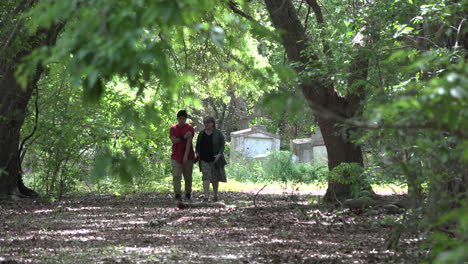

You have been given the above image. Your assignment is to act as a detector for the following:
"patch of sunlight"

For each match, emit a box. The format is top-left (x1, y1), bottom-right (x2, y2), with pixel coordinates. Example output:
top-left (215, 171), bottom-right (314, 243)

top-left (219, 180), bottom-right (266, 192)
top-left (311, 253), bottom-right (351, 259)
top-left (1, 235), bottom-right (32, 242)
top-left (126, 220), bottom-right (148, 225)
top-left (95, 217), bottom-right (147, 226)
top-left (32, 229), bottom-right (105, 242)
top-left (402, 237), bottom-right (424, 243)
top-left (238, 241), bottom-right (254, 246)
top-left (63, 235), bottom-right (106, 242)
top-left (33, 209), bottom-right (53, 214)
top-left (221, 180), bottom-right (327, 194)
top-left (245, 231), bottom-right (286, 245)
top-left (268, 238), bottom-right (299, 244)
top-left (218, 254), bottom-right (241, 260)
top-left (222, 179), bottom-right (406, 195)
top-left (65, 206), bottom-right (102, 211)
top-left (58, 229), bottom-right (94, 235)
top-left (95, 219), bottom-right (120, 223)
top-left (174, 216), bottom-right (211, 223)
top-left (372, 184), bottom-right (407, 195)
top-left (141, 233), bottom-right (171, 239)
top-left (121, 246), bottom-right (169, 254)
top-left (196, 253), bottom-right (242, 260)
top-left (316, 240), bottom-right (339, 246)
top-left (115, 213), bottom-right (137, 218)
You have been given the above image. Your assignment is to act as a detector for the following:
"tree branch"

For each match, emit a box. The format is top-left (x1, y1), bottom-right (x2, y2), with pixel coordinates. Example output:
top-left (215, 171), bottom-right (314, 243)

top-left (228, 1), bottom-right (256, 22)
top-left (305, 0), bottom-right (332, 56)
top-left (307, 101), bottom-right (467, 138)
top-left (454, 18), bottom-right (466, 48)
top-left (345, 25), bottom-right (369, 110)
top-left (19, 84), bottom-right (40, 163)
top-left (221, 47), bottom-right (276, 86)
top-left (265, 0), bottom-right (331, 103)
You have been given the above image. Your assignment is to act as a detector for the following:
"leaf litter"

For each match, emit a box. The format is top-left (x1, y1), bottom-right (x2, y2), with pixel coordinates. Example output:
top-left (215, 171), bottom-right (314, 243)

top-left (0, 191), bottom-right (424, 263)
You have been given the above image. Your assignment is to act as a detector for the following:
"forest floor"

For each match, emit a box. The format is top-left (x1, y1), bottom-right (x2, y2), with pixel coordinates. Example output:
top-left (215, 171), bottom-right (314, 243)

top-left (0, 189), bottom-right (425, 264)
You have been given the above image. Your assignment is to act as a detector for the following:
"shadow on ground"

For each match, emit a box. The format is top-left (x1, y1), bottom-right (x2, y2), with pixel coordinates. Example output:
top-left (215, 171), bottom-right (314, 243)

top-left (0, 191), bottom-right (423, 263)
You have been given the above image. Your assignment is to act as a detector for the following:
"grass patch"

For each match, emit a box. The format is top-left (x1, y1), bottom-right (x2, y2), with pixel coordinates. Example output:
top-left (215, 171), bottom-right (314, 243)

top-left (371, 183), bottom-right (407, 194)
top-left (219, 180), bottom-right (328, 193)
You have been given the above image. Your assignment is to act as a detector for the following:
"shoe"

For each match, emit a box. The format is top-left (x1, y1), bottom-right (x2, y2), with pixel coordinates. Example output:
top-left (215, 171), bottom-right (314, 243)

top-left (175, 200), bottom-right (185, 209)
top-left (185, 193), bottom-right (191, 200)
top-left (212, 196), bottom-right (218, 202)
top-left (175, 194), bottom-right (182, 201)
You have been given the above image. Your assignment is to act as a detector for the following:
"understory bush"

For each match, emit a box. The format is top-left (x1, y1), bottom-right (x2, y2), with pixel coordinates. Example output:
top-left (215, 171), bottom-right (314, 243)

top-left (227, 151), bottom-right (328, 184)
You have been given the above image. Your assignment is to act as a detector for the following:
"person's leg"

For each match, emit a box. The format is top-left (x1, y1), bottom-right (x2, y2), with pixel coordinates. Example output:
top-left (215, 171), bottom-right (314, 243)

top-left (203, 180), bottom-right (211, 201)
top-left (212, 181), bottom-right (219, 201)
top-left (172, 160), bottom-right (183, 200)
top-left (200, 161), bottom-right (211, 201)
top-left (182, 160), bottom-right (194, 199)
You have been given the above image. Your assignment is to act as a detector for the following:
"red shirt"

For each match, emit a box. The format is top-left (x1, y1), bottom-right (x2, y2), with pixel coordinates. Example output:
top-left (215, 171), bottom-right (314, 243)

top-left (170, 123), bottom-right (195, 163)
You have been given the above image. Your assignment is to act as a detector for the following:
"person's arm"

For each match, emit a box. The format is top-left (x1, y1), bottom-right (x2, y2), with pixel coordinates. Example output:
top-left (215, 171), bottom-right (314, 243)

top-left (169, 127), bottom-right (182, 144)
top-left (214, 130), bottom-right (225, 161)
top-left (195, 132), bottom-right (201, 156)
top-left (182, 128), bottom-right (193, 163)
top-left (183, 137), bottom-right (192, 162)
top-left (170, 136), bottom-right (181, 144)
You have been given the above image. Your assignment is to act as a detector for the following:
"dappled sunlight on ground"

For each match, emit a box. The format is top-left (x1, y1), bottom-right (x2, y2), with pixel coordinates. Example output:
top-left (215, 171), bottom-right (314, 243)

top-left (0, 191), bottom-right (421, 263)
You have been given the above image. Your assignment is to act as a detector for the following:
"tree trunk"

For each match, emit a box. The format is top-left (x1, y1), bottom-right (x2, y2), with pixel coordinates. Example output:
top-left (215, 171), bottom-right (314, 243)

top-left (264, 0), bottom-right (371, 201)
top-left (0, 21), bottom-right (63, 197)
top-left (0, 67), bottom-right (35, 195)
top-left (318, 117), bottom-right (364, 201)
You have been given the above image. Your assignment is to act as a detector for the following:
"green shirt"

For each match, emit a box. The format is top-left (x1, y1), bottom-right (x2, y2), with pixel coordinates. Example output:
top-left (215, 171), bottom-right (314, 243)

top-left (196, 128), bottom-right (227, 168)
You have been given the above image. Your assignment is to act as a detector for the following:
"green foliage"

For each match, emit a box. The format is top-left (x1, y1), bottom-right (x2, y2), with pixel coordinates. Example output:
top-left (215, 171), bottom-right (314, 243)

top-left (296, 163), bottom-right (328, 184)
top-left (228, 151), bottom-right (327, 184)
top-left (5, 1), bottom-right (466, 261)
top-left (15, 0), bottom-right (280, 108)
top-left (10, 0), bottom-right (302, 198)
top-left (223, 142), bottom-right (231, 161)
top-left (423, 206), bottom-right (468, 264)
top-left (91, 145), bottom-right (142, 184)
top-left (328, 162), bottom-right (373, 199)
top-left (20, 61), bottom-right (180, 198)
top-left (226, 159), bottom-right (264, 183)
top-left (328, 162), bottom-right (364, 185)
top-left (261, 91), bottom-right (315, 149)
top-left (263, 151), bottom-right (299, 182)
top-left (21, 0), bottom-right (222, 94)
top-left (338, 0), bottom-right (468, 259)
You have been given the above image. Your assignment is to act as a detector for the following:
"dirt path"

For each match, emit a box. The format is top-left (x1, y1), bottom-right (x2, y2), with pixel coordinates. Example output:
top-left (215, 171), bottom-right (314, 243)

top-left (0, 192), bottom-right (423, 263)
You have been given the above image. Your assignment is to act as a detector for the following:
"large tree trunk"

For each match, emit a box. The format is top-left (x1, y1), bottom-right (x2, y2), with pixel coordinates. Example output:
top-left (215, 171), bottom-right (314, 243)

top-left (0, 68), bottom-right (36, 196)
top-left (264, 0), bottom-right (370, 201)
top-left (0, 20), bottom-right (63, 197)
top-left (318, 118), bottom-right (364, 201)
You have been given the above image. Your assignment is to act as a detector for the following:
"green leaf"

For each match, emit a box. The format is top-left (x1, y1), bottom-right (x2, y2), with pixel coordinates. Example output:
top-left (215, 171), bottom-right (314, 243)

top-left (83, 77), bottom-right (105, 104)
top-left (461, 141), bottom-right (468, 161)
top-left (250, 22), bottom-right (279, 41)
top-left (273, 64), bottom-right (296, 82)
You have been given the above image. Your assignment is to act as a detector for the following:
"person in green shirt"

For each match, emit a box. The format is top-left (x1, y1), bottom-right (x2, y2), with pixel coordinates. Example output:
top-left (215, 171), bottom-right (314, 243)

top-left (195, 116), bottom-right (227, 202)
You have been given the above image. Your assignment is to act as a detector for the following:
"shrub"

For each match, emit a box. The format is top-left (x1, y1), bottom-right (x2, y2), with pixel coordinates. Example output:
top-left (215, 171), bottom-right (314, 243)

top-left (227, 151), bottom-right (328, 184)
top-left (226, 159), bottom-right (264, 183)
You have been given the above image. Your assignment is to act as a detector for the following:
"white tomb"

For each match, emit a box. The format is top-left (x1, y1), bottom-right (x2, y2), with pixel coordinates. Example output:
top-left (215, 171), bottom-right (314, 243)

top-left (290, 127), bottom-right (328, 165)
top-left (230, 125), bottom-right (280, 162)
